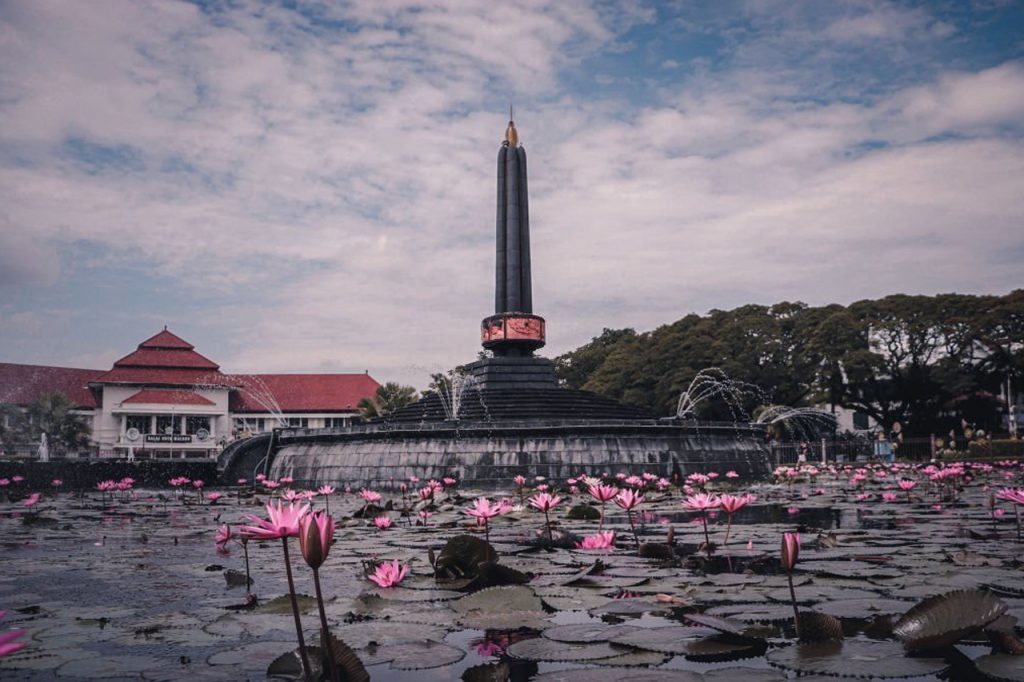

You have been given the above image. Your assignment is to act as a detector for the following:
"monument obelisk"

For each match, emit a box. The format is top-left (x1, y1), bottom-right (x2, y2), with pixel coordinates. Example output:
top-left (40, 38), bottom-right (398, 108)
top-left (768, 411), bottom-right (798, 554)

top-left (471, 114), bottom-right (558, 389)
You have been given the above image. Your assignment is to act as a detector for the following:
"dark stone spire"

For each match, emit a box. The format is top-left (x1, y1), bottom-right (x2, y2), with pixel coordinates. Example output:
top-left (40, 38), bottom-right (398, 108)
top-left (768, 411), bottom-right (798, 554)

top-left (481, 114), bottom-right (547, 361)
top-left (495, 116), bottom-right (532, 314)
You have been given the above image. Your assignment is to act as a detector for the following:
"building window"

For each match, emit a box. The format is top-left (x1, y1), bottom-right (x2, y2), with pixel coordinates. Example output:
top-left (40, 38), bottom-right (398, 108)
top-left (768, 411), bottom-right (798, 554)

top-left (126, 415), bottom-right (150, 434)
top-left (234, 418), bottom-right (264, 434)
top-left (325, 417), bottom-right (350, 428)
top-left (156, 415), bottom-right (181, 435)
top-left (186, 416), bottom-right (210, 435)
top-left (289, 417), bottom-right (309, 428)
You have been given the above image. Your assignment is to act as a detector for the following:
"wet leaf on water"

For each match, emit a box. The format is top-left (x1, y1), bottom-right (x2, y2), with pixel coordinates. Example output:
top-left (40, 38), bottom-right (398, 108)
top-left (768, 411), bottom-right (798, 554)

top-left (461, 661), bottom-right (511, 682)
top-left (893, 589), bottom-right (1007, 652)
top-left (975, 653), bottom-right (1024, 681)
top-left (542, 622), bottom-right (642, 643)
top-left (506, 637), bottom-right (632, 662)
top-left (766, 640), bottom-right (949, 678)
top-left (530, 669), bottom-right (702, 681)
top-left (798, 611), bottom-right (844, 642)
top-left (266, 647), bottom-right (324, 680)
top-left (451, 585), bottom-right (542, 615)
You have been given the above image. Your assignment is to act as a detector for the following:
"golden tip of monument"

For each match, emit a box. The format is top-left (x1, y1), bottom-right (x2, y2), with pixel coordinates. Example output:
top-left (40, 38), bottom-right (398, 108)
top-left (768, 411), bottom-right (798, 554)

top-left (505, 119), bottom-right (518, 146)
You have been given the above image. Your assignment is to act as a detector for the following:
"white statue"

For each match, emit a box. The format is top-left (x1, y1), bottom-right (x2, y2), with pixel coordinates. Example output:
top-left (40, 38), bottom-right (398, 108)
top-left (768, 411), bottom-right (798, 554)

top-left (38, 432), bottom-right (49, 462)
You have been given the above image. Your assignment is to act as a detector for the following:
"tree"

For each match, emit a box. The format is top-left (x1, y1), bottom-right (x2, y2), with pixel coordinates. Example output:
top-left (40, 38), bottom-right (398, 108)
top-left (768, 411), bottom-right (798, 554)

top-left (358, 382), bottom-right (418, 420)
top-left (13, 392), bottom-right (91, 455)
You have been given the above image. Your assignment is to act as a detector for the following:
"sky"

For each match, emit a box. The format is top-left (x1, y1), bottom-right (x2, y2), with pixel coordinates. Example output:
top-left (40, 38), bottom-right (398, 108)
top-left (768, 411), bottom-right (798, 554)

top-left (1, 0), bottom-right (1023, 390)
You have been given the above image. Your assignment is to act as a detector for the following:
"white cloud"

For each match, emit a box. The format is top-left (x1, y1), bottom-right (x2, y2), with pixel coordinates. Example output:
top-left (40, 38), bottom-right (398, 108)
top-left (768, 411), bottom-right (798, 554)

top-left (0, 0), bottom-right (1022, 388)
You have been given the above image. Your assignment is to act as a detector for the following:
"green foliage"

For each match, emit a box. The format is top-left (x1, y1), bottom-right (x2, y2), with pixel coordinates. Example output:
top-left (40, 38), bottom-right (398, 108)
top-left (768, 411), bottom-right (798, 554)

top-left (357, 382), bottom-right (419, 420)
top-left (8, 392), bottom-right (91, 454)
top-left (554, 290), bottom-right (1024, 436)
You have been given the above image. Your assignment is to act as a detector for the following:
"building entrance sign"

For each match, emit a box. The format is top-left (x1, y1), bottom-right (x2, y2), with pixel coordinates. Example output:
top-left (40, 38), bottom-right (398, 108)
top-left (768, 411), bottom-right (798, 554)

top-left (145, 434), bottom-right (192, 443)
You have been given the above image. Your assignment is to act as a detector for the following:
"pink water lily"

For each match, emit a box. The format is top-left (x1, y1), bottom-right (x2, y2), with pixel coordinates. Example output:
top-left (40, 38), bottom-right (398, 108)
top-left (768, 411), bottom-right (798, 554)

top-left (215, 524), bottom-right (232, 548)
top-left (368, 559), bottom-right (409, 588)
top-left (528, 492), bottom-right (562, 512)
top-left (23, 493), bottom-right (40, 507)
top-left (614, 489), bottom-right (644, 511)
top-left (373, 515), bottom-right (393, 530)
top-left (576, 530), bottom-right (616, 550)
top-left (358, 489), bottom-right (381, 504)
top-left (239, 500), bottom-right (310, 540)
top-left (298, 511), bottom-right (335, 570)
top-left (0, 611), bottom-right (26, 658)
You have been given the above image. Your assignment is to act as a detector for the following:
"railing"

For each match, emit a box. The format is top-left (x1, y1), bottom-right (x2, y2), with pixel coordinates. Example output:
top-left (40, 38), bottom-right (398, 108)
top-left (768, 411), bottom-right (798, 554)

top-left (769, 436), bottom-right (958, 466)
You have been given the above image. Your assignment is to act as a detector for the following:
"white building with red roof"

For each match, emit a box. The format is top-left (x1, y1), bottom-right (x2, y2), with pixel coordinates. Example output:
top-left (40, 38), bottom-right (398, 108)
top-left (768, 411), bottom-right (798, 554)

top-left (0, 328), bottom-right (380, 459)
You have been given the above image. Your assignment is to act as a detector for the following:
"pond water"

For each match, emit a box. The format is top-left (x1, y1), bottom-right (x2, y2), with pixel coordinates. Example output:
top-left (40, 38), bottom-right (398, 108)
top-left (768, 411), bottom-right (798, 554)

top-left (2, 464), bottom-right (1023, 681)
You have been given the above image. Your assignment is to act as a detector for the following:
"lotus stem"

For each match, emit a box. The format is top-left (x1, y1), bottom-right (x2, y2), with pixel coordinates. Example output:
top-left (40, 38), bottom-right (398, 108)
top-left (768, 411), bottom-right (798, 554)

top-left (701, 511), bottom-right (712, 559)
top-left (787, 572), bottom-right (801, 640)
top-left (242, 539), bottom-right (252, 597)
top-left (281, 538), bottom-right (313, 682)
top-left (312, 567), bottom-right (339, 682)
top-left (1015, 505), bottom-right (1021, 542)
top-left (544, 508), bottom-right (552, 545)
top-left (627, 509), bottom-right (639, 549)
top-left (723, 514), bottom-right (733, 548)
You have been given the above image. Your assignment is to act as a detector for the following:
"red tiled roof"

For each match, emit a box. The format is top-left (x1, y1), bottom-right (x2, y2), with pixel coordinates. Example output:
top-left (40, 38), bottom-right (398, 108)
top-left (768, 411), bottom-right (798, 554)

top-left (139, 329), bottom-right (195, 349)
top-left (122, 389), bottom-right (217, 406)
top-left (113, 348), bottom-right (219, 370)
top-left (95, 328), bottom-right (223, 384)
top-left (230, 373), bottom-right (380, 413)
top-left (93, 367), bottom-right (233, 387)
top-left (0, 363), bottom-right (104, 409)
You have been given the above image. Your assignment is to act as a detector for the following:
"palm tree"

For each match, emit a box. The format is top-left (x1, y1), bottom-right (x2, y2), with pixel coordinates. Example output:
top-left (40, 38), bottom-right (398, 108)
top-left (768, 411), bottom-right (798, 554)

top-left (15, 392), bottom-right (91, 455)
top-left (358, 382), bottom-right (418, 420)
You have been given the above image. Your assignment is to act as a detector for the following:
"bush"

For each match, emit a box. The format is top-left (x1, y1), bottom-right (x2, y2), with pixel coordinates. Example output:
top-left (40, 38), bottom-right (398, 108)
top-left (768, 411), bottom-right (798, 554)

top-left (967, 439), bottom-right (1024, 459)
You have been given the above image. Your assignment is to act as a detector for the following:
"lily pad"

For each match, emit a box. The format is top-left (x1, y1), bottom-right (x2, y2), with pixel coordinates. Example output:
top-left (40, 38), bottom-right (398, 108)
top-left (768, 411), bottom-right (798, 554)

top-left (506, 637), bottom-right (631, 662)
top-left (893, 589), bottom-right (1007, 652)
top-left (767, 640), bottom-right (949, 678)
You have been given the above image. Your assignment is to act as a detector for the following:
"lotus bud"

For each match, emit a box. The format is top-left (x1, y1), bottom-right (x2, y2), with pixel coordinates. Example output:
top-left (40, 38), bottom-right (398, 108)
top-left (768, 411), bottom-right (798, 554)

top-left (781, 531), bottom-right (800, 573)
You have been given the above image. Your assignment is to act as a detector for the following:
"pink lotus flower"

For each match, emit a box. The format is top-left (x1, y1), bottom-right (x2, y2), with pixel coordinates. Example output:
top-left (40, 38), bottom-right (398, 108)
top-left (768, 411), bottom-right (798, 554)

top-left (192, 480), bottom-right (204, 489)
top-left (279, 476), bottom-right (293, 485)
top-left (443, 477), bottom-right (456, 486)
top-left (787, 506), bottom-right (800, 515)
top-left (725, 471), bottom-right (739, 479)
top-left (898, 479), bottom-right (916, 491)
top-left (359, 489), bottom-right (381, 504)
top-left (589, 484), bottom-right (619, 503)
top-left (11, 476), bottom-right (23, 483)
top-left (513, 475), bottom-right (527, 487)
top-left (368, 559), bottom-right (409, 588)
top-left (318, 485), bottom-right (335, 495)
top-left (240, 500), bottom-right (310, 540)
top-left (373, 515), bottom-right (393, 530)
top-left (614, 489), bottom-right (644, 511)
top-left (465, 497), bottom-right (504, 521)
top-left (237, 478), bottom-right (247, 486)
top-left (718, 493), bottom-right (754, 515)
top-left (298, 511), bottom-right (335, 569)
top-left (528, 492), bottom-right (563, 512)
top-left (682, 493), bottom-right (720, 511)
top-left (881, 492), bottom-right (898, 502)
top-left (263, 480), bottom-right (281, 490)
top-left (576, 531), bottom-right (616, 550)
top-left (781, 531), bottom-right (800, 572)
top-left (22, 492), bottom-right (40, 507)
top-left (215, 524), bottom-right (232, 547)
top-left (256, 473), bottom-right (266, 481)
top-left (0, 611), bottom-right (26, 658)
top-left (418, 510), bottom-right (432, 525)
top-left (0, 479), bottom-right (8, 487)
top-left (996, 488), bottom-right (1024, 505)
top-left (207, 492), bottom-right (223, 504)
top-left (51, 479), bottom-right (63, 487)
